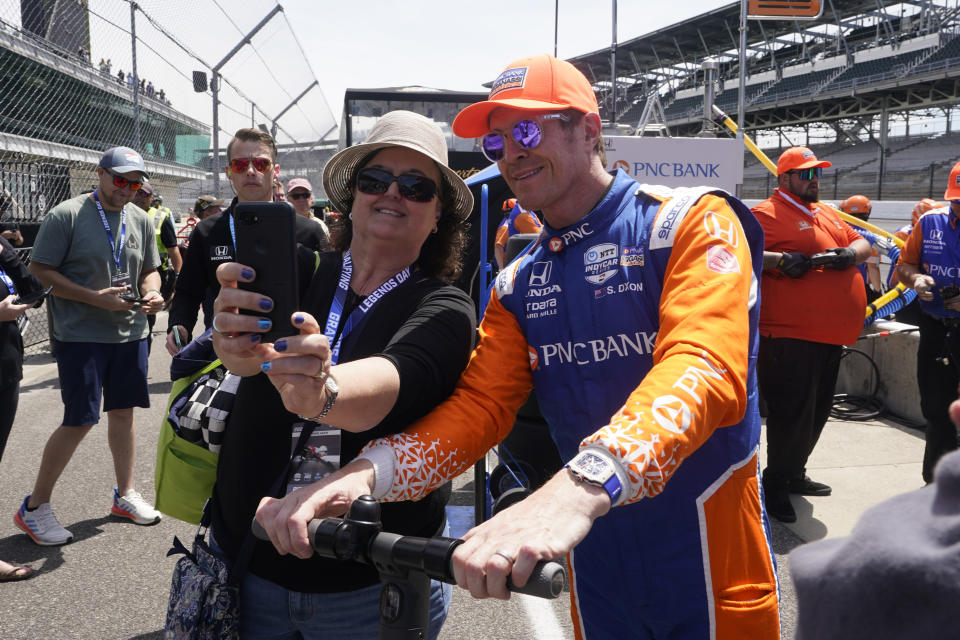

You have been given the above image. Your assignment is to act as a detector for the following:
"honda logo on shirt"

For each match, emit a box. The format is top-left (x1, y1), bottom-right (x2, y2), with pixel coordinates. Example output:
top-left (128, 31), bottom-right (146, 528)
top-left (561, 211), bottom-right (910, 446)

top-left (529, 262), bottom-right (552, 286)
top-left (703, 211), bottom-right (739, 248)
top-left (214, 245), bottom-right (230, 257)
top-left (930, 229), bottom-right (944, 241)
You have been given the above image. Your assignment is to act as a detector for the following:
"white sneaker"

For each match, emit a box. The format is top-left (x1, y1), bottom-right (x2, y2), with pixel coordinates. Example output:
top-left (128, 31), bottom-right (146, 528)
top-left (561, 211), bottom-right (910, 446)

top-left (111, 488), bottom-right (162, 525)
top-left (14, 496), bottom-right (74, 546)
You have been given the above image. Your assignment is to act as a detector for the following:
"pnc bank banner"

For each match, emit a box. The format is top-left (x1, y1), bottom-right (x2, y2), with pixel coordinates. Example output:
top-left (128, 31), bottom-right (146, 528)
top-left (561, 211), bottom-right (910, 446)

top-left (604, 137), bottom-right (744, 193)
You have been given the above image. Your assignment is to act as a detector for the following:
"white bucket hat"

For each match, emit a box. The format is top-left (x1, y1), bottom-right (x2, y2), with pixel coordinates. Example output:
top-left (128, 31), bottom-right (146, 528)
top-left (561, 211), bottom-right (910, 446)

top-left (323, 110), bottom-right (473, 220)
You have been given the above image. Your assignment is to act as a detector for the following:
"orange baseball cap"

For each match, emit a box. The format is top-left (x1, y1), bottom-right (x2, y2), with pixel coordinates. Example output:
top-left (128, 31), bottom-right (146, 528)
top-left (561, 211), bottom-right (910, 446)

top-left (776, 146), bottom-right (832, 175)
top-left (453, 54), bottom-right (599, 138)
top-left (945, 161), bottom-right (960, 200)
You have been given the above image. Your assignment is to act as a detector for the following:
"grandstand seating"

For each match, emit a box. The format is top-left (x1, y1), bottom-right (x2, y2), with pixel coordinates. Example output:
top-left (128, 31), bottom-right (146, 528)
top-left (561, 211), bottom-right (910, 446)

top-left (914, 35), bottom-right (960, 68)
top-left (823, 49), bottom-right (929, 91)
top-left (739, 130), bottom-right (960, 200)
top-left (753, 67), bottom-right (843, 106)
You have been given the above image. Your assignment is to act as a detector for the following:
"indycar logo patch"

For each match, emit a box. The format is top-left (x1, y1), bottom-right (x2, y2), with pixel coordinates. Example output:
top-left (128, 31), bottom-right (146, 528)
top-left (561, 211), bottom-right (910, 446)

top-left (584, 243), bottom-right (619, 285)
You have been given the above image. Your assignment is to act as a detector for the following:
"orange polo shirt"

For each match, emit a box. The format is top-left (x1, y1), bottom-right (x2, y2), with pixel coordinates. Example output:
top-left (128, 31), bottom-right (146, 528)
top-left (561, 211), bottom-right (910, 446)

top-left (753, 189), bottom-right (866, 345)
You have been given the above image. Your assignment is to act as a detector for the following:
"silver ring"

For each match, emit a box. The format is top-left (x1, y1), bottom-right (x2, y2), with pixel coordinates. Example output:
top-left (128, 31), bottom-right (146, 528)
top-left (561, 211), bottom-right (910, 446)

top-left (211, 315), bottom-right (226, 335)
top-left (493, 550), bottom-right (515, 564)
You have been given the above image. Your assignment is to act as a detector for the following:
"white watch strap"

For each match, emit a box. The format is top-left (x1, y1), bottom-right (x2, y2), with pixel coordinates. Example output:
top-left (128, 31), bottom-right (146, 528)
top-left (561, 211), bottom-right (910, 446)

top-left (355, 445), bottom-right (397, 499)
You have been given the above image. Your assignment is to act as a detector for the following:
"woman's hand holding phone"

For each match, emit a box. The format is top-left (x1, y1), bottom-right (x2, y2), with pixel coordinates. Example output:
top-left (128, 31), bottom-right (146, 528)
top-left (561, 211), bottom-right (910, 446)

top-left (257, 312), bottom-right (334, 421)
top-left (211, 262), bottom-right (281, 375)
top-left (212, 261), bottom-right (332, 407)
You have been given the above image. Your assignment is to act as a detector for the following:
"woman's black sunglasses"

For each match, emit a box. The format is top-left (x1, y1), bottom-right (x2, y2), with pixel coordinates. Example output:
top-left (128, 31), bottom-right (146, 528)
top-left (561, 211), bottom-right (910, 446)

top-left (356, 168), bottom-right (437, 203)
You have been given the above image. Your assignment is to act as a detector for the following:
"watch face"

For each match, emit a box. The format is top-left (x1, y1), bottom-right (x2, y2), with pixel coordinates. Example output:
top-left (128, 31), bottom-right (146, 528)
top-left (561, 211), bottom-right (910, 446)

top-left (579, 453), bottom-right (607, 476)
top-left (573, 451), bottom-right (613, 483)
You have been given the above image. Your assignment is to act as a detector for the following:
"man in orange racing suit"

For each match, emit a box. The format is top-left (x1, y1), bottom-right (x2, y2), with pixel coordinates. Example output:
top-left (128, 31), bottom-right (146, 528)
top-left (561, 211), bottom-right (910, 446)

top-left (254, 54), bottom-right (780, 640)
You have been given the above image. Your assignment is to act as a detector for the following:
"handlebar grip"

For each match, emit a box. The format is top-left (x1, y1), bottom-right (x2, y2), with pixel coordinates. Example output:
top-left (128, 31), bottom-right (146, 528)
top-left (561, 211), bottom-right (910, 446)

top-left (251, 518), bottom-right (324, 543)
top-left (506, 560), bottom-right (566, 599)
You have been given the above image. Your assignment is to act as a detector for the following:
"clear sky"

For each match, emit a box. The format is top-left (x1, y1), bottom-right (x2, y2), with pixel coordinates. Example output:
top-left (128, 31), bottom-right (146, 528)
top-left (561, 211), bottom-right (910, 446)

top-left (287, 0), bottom-right (729, 105)
top-left (73, 1), bottom-right (730, 142)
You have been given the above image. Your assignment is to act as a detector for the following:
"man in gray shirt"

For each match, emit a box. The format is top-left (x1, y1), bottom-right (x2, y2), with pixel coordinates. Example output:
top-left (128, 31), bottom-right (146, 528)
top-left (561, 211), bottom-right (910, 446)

top-left (14, 147), bottom-right (164, 546)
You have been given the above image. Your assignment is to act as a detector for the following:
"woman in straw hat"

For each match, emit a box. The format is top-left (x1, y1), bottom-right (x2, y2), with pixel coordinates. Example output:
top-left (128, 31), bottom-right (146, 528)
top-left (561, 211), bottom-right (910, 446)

top-left (204, 110), bottom-right (476, 638)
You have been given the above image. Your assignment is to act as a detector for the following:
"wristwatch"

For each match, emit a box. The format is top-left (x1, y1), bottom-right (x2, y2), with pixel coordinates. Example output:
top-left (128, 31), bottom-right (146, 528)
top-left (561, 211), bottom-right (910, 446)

top-left (565, 449), bottom-right (623, 503)
top-left (298, 373), bottom-right (339, 423)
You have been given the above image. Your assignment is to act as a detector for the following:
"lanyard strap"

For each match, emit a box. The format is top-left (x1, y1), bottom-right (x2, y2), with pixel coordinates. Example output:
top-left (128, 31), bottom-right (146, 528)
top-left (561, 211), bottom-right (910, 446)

top-left (227, 210), bottom-right (237, 252)
top-left (92, 190), bottom-right (127, 272)
top-left (0, 267), bottom-right (14, 296)
top-left (323, 250), bottom-right (411, 364)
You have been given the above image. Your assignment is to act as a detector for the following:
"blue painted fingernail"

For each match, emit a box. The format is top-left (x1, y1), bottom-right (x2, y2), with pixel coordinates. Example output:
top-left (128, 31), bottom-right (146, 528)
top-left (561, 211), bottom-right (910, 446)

top-left (258, 318), bottom-right (272, 330)
top-left (259, 298), bottom-right (273, 311)
top-left (274, 339), bottom-right (287, 352)
top-left (249, 334), bottom-right (261, 343)
top-left (293, 314), bottom-right (304, 325)
top-left (241, 268), bottom-right (254, 280)
top-left (260, 361), bottom-right (271, 372)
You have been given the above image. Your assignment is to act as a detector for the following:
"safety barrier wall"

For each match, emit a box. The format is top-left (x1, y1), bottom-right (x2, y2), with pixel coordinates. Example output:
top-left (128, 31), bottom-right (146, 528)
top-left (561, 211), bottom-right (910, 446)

top-left (836, 320), bottom-right (924, 424)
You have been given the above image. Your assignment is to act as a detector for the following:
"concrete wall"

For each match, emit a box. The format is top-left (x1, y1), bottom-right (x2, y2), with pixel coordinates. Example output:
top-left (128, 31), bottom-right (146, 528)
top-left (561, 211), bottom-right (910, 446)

top-left (836, 320), bottom-right (923, 424)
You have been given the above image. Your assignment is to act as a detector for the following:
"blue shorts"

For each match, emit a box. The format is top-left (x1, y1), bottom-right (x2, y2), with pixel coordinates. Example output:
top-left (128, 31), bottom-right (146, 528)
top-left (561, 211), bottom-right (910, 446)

top-left (54, 339), bottom-right (149, 427)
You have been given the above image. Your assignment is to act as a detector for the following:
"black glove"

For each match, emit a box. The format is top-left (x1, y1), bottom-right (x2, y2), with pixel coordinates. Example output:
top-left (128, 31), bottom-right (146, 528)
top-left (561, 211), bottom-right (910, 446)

top-left (776, 252), bottom-right (812, 278)
top-left (825, 247), bottom-right (856, 270)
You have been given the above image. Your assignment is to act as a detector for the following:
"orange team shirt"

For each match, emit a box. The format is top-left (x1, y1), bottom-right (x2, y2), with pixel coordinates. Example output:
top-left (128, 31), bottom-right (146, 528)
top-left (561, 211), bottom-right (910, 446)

top-left (364, 191), bottom-right (754, 505)
top-left (753, 188), bottom-right (866, 345)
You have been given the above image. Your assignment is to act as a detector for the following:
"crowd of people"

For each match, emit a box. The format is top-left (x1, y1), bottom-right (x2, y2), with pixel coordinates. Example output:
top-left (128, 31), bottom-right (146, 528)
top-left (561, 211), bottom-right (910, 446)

top-left (2, 51), bottom-right (960, 639)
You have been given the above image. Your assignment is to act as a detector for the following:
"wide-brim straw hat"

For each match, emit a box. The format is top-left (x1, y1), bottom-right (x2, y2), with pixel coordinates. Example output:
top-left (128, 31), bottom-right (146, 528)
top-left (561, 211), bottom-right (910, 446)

top-left (323, 110), bottom-right (474, 220)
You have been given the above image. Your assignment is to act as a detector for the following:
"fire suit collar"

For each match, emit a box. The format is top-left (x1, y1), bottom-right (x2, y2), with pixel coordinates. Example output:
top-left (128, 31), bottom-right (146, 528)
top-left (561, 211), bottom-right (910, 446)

top-left (541, 170), bottom-right (633, 253)
top-left (774, 188), bottom-right (819, 217)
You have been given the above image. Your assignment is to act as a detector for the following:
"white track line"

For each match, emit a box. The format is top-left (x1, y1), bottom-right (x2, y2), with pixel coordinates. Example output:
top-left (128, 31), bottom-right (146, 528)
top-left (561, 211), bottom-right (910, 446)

top-left (519, 593), bottom-right (568, 639)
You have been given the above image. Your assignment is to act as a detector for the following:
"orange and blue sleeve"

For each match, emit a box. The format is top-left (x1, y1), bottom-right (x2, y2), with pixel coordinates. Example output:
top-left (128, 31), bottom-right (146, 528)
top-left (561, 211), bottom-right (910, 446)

top-left (364, 280), bottom-right (534, 502)
top-left (898, 219), bottom-right (925, 266)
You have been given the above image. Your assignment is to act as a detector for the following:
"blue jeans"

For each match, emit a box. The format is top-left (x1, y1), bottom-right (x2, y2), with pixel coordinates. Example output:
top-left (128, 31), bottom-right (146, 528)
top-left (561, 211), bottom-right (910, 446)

top-left (210, 529), bottom-right (451, 640)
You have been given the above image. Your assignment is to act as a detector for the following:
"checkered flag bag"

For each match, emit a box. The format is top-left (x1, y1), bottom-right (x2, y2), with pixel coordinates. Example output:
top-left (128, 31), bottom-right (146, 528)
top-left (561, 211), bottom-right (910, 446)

top-left (168, 367), bottom-right (239, 454)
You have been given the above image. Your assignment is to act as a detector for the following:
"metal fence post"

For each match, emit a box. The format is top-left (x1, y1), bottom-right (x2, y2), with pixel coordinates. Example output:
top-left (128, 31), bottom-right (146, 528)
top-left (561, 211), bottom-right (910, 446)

top-left (130, 3), bottom-right (141, 150)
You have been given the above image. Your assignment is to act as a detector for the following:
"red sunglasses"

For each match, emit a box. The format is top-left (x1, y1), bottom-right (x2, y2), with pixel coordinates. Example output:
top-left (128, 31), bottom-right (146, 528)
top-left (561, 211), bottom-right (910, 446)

top-left (104, 167), bottom-right (143, 191)
top-left (229, 157), bottom-right (273, 174)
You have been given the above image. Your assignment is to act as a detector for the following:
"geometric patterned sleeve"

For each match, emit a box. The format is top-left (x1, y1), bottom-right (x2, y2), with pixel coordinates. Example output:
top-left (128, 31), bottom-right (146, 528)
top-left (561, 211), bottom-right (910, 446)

top-left (582, 194), bottom-right (754, 504)
top-left (359, 290), bottom-right (534, 502)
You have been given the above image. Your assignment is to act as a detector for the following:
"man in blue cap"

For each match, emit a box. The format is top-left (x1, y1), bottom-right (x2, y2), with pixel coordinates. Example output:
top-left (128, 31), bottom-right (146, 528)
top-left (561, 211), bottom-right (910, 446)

top-left (14, 146), bottom-right (164, 546)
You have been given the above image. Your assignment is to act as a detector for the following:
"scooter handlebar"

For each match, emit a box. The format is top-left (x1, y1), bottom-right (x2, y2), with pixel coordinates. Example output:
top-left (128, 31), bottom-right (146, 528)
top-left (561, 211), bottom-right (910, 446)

top-left (251, 517), bottom-right (566, 599)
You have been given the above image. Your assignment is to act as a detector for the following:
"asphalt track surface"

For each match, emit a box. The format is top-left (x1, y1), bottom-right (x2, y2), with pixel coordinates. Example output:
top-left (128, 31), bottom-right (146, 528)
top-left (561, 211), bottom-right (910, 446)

top-left (0, 312), bottom-right (809, 639)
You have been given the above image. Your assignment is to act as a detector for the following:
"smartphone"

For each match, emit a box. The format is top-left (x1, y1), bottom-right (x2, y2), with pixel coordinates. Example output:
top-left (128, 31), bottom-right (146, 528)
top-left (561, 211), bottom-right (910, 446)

top-left (118, 290), bottom-right (146, 304)
top-left (13, 285), bottom-right (53, 306)
top-left (233, 202), bottom-right (299, 343)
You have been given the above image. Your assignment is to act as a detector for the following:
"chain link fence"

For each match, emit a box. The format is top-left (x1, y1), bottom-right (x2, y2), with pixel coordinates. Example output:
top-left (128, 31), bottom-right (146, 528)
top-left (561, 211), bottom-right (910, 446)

top-left (0, 0), bottom-right (337, 354)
